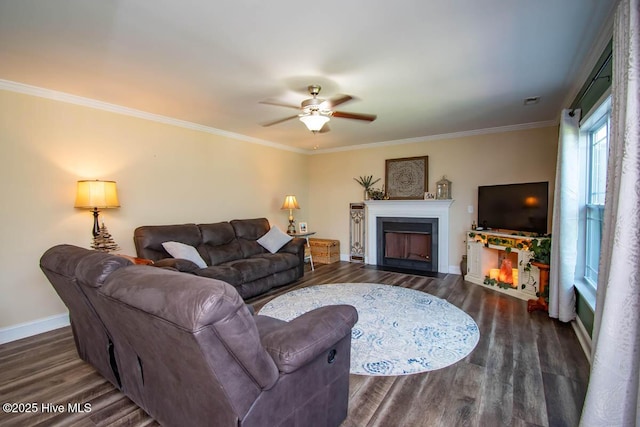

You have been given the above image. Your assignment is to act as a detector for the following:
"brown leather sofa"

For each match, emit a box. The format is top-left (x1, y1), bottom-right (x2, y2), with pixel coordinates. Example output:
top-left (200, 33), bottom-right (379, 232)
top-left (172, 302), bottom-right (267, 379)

top-left (40, 244), bottom-right (358, 427)
top-left (133, 218), bottom-right (306, 299)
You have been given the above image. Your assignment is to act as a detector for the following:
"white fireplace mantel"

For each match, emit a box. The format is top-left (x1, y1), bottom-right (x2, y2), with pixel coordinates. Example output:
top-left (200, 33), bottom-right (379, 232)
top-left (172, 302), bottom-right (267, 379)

top-left (364, 199), bottom-right (454, 273)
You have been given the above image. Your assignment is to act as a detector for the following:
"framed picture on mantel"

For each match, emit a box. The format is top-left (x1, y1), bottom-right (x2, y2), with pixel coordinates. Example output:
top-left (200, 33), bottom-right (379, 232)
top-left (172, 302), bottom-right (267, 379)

top-left (385, 156), bottom-right (429, 199)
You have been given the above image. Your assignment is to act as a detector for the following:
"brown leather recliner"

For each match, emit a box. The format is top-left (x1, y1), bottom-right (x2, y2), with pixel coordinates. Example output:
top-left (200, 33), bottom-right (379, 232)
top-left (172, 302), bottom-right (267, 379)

top-left (40, 245), bottom-right (357, 427)
top-left (134, 218), bottom-right (306, 299)
top-left (39, 244), bottom-right (122, 388)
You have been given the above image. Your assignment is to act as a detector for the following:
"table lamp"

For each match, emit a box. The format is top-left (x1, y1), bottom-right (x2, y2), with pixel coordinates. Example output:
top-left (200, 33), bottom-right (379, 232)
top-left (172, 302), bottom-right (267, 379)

top-left (281, 195), bottom-right (300, 234)
top-left (74, 180), bottom-right (120, 237)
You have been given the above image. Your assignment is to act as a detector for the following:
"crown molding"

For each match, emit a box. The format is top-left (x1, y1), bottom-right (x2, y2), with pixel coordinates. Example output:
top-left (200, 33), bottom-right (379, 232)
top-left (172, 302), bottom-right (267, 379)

top-left (0, 79), bottom-right (306, 154)
top-left (311, 120), bottom-right (559, 154)
top-left (1, 79), bottom-right (558, 156)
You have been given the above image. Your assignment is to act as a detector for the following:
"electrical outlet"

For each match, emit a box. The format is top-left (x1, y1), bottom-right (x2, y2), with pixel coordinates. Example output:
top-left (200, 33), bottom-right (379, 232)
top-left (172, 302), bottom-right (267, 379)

top-left (467, 205), bottom-right (474, 214)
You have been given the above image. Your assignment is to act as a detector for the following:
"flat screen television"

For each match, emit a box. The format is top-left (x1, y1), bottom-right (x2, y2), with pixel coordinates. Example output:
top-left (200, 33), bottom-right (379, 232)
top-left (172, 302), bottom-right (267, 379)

top-left (477, 182), bottom-right (549, 234)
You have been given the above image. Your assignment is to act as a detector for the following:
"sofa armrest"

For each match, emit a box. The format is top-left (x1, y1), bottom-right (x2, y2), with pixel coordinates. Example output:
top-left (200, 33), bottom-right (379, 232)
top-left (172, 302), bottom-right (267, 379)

top-left (153, 258), bottom-right (201, 273)
top-left (279, 237), bottom-right (305, 256)
top-left (261, 304), bottom-right (358, 373)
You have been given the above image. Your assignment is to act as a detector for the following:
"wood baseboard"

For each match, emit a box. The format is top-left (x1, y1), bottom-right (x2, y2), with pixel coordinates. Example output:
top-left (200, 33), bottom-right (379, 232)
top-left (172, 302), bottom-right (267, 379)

top-left (0, 313), bottom-right (69, 344)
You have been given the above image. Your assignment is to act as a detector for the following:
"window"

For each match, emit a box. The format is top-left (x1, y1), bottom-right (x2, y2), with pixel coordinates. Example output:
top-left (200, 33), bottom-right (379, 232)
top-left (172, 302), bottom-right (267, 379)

top-left (584, 116), bottom-right (609, 286)
top-left (579, 96), bottom-right (611, 294)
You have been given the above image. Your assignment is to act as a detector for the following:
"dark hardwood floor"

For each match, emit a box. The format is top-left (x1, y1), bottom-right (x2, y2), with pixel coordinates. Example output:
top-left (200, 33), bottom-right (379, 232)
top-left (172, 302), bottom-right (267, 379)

top-left (0, 262), bottom-right (590, 426)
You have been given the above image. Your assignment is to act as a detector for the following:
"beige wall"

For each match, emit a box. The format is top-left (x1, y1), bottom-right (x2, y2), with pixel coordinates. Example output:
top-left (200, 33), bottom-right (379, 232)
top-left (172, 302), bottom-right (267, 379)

top-left (0, 87), bottom-right (559, 334)
top-left (0, 90), bottom-right (308, 328)
top-left (306, 127), bottom-right (559, 270)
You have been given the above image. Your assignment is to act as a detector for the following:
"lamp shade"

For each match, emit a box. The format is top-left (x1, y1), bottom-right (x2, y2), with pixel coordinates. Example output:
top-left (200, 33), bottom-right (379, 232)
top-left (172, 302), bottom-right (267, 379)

top-left (74, 180), bottom-right (120, 208)
top-left (281, 195), bottom-right (300, 210)
top-left (299, 114), bottom-right (330, 132)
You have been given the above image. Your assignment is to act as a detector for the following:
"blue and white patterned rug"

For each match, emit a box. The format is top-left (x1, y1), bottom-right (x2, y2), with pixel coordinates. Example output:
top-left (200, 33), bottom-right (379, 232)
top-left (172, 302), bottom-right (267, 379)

top-left (259, 283), bottom-right (479, 376)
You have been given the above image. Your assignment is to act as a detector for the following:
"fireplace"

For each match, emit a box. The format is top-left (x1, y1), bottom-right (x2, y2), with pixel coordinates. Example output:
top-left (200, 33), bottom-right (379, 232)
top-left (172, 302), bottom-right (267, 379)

top-left (364, 200), bottom-right (453, 273)
top-left (377, 217), bottom-right (438, 272)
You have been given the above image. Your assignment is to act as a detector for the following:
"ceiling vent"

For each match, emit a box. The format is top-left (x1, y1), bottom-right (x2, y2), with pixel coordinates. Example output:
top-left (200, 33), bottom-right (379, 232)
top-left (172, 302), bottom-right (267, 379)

top-left (523, 96), bottom-right (541, 106)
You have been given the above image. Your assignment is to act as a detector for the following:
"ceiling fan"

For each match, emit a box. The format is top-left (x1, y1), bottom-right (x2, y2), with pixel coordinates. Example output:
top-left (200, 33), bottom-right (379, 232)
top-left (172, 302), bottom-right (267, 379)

top-left (260, 85), bottom-right (377, 133)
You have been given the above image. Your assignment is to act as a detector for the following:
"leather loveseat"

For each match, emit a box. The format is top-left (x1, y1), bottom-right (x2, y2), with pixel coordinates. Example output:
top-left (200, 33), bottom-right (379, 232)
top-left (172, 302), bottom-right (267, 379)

top-left (40, 244), bottom-right (358, 427)
top-left (133, 218), bottom-right (305, 299)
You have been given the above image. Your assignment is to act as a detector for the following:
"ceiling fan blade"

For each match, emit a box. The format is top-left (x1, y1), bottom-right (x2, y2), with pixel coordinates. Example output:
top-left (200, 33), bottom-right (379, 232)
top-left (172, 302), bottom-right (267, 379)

top-left (262, 115), bottom-right (299, 127)
top-left (259, 100), bottom-right (300, 110)
top-left (326, 94), bottom-right (353, 108)
top-left (332, 111), bottom-right (377, 122)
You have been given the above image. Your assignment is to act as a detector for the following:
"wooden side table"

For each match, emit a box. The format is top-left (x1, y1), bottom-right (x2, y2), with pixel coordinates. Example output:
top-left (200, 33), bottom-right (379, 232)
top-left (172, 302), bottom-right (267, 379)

top-left (290, 232), bottom-right (316, 271)
top-left (527, 261), bottom-right (550, 312)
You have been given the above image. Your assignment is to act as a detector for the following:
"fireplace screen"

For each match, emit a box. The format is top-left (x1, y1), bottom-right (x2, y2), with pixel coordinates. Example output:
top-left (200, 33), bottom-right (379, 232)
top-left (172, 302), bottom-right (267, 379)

top-left (376, 216), bottom-right (439, 273)
top-left (384, 232), bottom-right (432, 262)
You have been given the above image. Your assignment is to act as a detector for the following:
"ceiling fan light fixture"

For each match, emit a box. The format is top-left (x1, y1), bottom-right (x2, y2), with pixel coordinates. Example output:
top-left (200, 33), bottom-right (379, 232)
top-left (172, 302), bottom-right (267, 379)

top-left (299, 113), bottom-right (330, 132)
top-left (261, 84), bottom-right (374, 132)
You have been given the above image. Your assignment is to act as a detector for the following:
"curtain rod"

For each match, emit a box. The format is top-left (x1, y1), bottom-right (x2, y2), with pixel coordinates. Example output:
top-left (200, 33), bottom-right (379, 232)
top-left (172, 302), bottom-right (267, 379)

top-left (570, 51), bottom-right (612, 114)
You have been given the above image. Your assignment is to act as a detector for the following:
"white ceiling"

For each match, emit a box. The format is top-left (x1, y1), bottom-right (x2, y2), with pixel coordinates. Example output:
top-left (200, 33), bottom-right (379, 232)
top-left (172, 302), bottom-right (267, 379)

top-left (0, 0), bottom-right (618, 152)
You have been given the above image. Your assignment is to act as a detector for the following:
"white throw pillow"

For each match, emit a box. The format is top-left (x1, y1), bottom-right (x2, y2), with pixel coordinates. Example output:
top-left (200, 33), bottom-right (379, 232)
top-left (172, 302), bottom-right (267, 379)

top-left (161, 241), bottom-right (207, 268)
top-left (257, 226), bottom-right (293, 254)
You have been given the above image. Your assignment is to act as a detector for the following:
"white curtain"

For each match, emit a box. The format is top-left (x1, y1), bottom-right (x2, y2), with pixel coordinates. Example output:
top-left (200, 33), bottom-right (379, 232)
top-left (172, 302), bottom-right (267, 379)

top-left (580, 0), bottom-right (640, 425)
top-left (548, 109), bottom-right (579, 322)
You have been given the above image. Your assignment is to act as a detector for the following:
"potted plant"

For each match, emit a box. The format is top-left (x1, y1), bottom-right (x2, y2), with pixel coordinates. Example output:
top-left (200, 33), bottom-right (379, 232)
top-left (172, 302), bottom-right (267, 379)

top-left (529, 238), bottom-right (551, 265)
top-left (354, 175), bottom-right (381, 200)
top-left (527, 237), bottom-right (551, 313)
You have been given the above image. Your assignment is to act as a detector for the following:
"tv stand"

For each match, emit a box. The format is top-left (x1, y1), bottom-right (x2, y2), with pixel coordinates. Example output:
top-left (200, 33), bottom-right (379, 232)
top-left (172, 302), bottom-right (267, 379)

top-left (465, 230), bottom-right (549, 301)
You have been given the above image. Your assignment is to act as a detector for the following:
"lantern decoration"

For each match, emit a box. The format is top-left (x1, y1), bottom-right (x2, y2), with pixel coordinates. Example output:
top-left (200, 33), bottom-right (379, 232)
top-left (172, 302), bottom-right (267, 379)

top-left (436, 176), bottom-right (452, 199)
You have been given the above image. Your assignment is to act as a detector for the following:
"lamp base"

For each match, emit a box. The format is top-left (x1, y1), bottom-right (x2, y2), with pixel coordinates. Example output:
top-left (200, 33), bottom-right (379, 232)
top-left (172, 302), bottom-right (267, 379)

top-left (287, 220), bottom-right (296, 234)
top-left (92, 208), bottom-right (100, 237)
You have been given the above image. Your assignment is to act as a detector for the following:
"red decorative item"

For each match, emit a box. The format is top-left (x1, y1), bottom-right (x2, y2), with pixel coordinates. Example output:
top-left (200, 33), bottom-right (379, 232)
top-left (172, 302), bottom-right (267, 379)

top-left (498, 258), bottom-right (513, 284)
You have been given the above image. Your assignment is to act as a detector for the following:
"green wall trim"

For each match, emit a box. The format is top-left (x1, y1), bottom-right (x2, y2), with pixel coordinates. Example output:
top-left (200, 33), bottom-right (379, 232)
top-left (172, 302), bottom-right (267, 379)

top-left (570, 40), bottom-right (611, 336)
top-left (576, 292), bottom-right (594, 337)
top-left (570, 39), bottom-right (613, 118)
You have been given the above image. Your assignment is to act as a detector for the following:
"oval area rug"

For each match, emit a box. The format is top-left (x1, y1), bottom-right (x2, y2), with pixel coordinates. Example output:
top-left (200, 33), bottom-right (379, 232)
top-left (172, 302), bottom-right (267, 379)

top-left (259, 283), bottom-right (480, 376)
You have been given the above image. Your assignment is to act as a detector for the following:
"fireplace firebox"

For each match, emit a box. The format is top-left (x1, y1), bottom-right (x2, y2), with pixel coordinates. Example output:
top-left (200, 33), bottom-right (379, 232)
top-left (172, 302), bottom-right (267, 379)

top-left (377, 217), bottom-right (438, 272)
